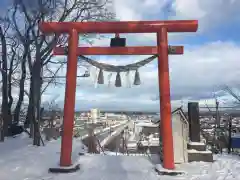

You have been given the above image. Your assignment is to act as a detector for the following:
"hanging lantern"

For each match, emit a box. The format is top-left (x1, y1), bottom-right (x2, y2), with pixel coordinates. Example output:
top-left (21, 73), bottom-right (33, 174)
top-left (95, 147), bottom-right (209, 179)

top-left (115, 72), bottom-right (122, 87)
top-left (97, 69), bottom-right (104, 84)
top-left (133, 69), bottom-right (141, 85)
top-left (110, 33), bottom-right (126, 47)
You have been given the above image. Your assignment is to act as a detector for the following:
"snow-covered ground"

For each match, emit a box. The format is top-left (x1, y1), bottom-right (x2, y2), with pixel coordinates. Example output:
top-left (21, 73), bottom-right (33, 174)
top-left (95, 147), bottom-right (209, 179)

top-left (0, 133), bottom-right (86, 180)
top-left (156, 154), bottom-right (240, 180)
top-left (1, 133), bottom-right (240, 180)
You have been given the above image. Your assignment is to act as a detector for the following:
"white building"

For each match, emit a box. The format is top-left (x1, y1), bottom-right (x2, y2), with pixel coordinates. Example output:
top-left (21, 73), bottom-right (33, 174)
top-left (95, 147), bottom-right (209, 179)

top-left (171, 108), bottom-right (189, 164)
top-left (90, 108), bottom-right (100, 123)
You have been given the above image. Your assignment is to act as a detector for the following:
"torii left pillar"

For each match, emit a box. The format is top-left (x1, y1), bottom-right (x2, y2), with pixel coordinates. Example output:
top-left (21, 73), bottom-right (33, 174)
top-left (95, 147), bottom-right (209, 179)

top-left (60, 29), bottom-right (79, 166)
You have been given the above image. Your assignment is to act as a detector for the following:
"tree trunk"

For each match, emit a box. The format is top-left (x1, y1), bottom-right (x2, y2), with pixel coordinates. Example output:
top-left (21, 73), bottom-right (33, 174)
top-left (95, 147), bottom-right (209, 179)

top-left (33, 60), bottom-right (42, 146)
top-left (0, 116), bottom-right (4, 142)
top-left (33, 48), bottom-right (42, 146)
top-left (26, 79), bottom-right (35, 137)
top-left (14, 50), bottom-right (27, 125)
top-left (7, 49), bottom-right (16, 121)
top-left (26, 53), bottom-right (42, 145)
top-left (0, 27), bottom-right (10, 138)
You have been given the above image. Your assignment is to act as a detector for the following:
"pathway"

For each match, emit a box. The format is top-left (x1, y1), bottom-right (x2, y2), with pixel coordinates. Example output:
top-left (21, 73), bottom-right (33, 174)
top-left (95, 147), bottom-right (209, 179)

top-left (77, 155), bottom-right (159, 180)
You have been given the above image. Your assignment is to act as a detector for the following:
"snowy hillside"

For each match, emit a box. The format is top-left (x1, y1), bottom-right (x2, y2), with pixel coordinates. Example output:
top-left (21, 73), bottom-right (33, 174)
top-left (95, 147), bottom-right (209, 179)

top-left (1, 133), bottom-right (240, 180)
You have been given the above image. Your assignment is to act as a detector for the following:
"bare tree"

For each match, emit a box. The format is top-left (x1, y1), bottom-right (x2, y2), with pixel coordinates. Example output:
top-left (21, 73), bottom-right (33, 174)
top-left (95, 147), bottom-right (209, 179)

top-left (223, 85), bottom-right (240, 104)
top-left (8, 0), bottom-right (114, 145)
top-left (0, 18), bottom-right (12, 139)
top-left (12, 23), bottom-right (34, 125)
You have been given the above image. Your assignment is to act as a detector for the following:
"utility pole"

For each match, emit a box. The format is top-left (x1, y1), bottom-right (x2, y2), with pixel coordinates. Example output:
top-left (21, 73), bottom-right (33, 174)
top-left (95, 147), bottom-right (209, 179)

top-left (228, 115), bottom-right (232, 154)
top-left (214, 99), bottom-right (220, 143)
top-left (216, 100), bottom-right (220, 128)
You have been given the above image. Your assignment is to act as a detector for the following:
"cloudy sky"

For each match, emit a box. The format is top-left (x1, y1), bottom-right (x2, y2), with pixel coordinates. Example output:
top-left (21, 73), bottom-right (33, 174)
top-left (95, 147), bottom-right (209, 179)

top-left (2, 0), bottom-right (240, 111)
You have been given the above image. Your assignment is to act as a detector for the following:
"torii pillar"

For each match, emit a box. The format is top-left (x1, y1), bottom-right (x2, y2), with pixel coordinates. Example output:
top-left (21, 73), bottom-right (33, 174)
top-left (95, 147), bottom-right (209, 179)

top-left (39, 20), bottom-right (198, 170)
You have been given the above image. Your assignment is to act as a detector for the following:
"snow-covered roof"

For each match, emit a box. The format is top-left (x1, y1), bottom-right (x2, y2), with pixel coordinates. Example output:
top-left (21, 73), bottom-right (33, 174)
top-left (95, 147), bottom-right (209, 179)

top-left (152, 107), bottom-right (188, 125)
top-left (172, 107), bottom-right (188, 125)
top-left (135, 122), bottom-right (158, 127)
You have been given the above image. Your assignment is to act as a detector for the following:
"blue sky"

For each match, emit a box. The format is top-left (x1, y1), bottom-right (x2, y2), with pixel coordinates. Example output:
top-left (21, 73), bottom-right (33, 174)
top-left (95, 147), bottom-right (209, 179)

top-left (2, 0), bottom-right (240, 111)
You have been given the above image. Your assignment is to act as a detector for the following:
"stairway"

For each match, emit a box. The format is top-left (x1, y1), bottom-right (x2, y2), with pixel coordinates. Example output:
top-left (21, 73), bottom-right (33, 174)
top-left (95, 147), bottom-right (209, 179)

top-left (187, 141), bottom-right (213, 162)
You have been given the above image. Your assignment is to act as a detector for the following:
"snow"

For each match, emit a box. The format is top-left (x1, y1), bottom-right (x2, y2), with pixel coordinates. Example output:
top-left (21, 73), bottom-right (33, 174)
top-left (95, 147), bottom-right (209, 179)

top-left (0, 134), bottom-right (159, 180)
top-left (155, 154), bottom-right (240, 180)
top-left (141, 141), bottom-right (159, 146)
top-left (128, 132), bottom-right (136, 141)
top-left (78, 154), bottom-right (159, 180)
top-left (1, 133), bottom-right (240, 180)
top-left (127, 133), bottom-right (137, 149)
top-left (188, 149), bottom-right (212, 154)
top-left (81, 121), bottom-right (128, 139)
top-left (135, 122), bottom-right (158, 127)
top-left (141, 139), bottom-right (159, 146)
top-left (189, 141), bottom-right (206, 146)
top-left (155, 164), bottom-right (184, 174)
top-left (0, 133), bottom-right (87, 180)
top-left (0, 133), bottom-right (32, 156)
top-left (100, 122), bottom-right (130, 147)
top-left (102, 151), bottom-right (148, 156)
top-left (127, 142), bottom-right (137, 148)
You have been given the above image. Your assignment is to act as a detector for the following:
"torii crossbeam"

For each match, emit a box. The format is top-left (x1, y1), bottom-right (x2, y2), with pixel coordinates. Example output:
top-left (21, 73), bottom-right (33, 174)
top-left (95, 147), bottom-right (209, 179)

top-left (39, 20), bottom-right (198, 170)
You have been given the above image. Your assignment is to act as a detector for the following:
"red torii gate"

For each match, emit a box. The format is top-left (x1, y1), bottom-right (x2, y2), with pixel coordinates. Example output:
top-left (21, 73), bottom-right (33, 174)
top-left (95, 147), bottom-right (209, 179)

top-left (39, 20), bottom-right (198, 170)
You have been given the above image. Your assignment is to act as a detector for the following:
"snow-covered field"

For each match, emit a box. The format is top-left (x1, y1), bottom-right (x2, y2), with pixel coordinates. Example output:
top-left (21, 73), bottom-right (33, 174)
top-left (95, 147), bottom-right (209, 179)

top-left (1, 133), bottom-right (240, 180)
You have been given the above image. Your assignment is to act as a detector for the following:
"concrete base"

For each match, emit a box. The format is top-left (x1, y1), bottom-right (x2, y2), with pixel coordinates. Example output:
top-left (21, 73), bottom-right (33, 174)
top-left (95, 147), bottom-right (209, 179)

top-left (49, 164), bottom-right (80, 173)
top-left (155, 164), bottom-right (184, 176)
top-left (188, 150), bottom-right (213, 162)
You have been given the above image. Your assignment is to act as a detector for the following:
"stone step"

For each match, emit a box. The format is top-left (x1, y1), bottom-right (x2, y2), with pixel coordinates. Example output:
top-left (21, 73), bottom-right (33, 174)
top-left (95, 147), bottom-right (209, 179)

top-left (187, 142), bottom-right (206, 151)
top-left (188, 149), bottom-right (213, 162)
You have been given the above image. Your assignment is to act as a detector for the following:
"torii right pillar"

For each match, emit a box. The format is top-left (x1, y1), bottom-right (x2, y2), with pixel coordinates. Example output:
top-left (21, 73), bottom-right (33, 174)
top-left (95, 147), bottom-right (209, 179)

top-left (157, 27), bottom-right (175, 169)
top-left (157, 25), bottom-right (198, 169)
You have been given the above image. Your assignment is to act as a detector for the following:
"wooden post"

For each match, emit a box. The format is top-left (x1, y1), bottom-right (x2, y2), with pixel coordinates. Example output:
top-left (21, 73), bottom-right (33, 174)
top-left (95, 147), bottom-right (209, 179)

top-left (157, 28), bottom-right (174, 169)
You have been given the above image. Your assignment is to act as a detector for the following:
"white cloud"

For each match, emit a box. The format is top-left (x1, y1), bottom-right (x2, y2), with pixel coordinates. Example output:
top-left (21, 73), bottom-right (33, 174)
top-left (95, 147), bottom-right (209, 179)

top-left (108, 0), bottom-right (240, 43)
top-left (173, 0), bottom-right (240, 31)
top-left (113, 0), bottom-right (167, 21)
top-left (110, 0), bottom-right (173, 43)
top-left (83, 0), bottom-right (240, 47)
